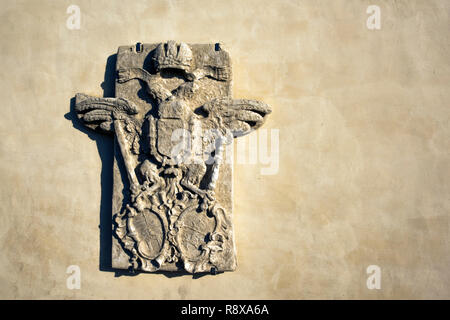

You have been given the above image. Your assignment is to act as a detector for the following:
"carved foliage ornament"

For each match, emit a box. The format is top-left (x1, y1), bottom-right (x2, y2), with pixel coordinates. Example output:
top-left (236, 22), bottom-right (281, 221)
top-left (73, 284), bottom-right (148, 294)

top-left (74, 41), bottom-right (271, 274)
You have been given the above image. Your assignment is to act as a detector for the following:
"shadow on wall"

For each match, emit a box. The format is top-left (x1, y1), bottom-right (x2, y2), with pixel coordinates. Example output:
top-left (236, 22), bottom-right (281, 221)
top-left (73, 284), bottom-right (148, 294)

top-left (64, 53), bottom-right (117, 275)
top-left (64, 53), bottom-right (210, 279)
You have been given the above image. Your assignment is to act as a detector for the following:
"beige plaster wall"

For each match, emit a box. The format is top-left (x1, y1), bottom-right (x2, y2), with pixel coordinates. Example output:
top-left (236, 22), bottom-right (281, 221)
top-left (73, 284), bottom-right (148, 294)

top-left (0, 0), bottom-right (449, 299)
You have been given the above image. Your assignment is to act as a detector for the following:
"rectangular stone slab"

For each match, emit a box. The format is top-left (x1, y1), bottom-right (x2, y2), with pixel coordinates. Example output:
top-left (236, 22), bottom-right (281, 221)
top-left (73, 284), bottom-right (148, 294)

top-left (111, 43), bottom-right (236, 272)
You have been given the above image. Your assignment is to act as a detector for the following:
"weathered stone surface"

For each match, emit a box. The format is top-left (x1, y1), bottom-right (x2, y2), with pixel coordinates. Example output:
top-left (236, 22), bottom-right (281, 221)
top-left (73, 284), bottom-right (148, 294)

top-left (74, 41), bottom-right (271, 274)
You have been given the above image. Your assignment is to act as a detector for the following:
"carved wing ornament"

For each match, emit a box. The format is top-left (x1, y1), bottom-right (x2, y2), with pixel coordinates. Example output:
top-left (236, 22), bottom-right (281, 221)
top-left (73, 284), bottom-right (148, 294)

top-left (73, 41), bottom-right (271, 274)
top-left (200, 97), bottom-right (272, 136)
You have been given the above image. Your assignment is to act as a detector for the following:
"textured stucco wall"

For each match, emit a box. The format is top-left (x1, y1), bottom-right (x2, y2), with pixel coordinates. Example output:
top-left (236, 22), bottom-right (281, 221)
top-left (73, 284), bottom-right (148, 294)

top-left (0, 0), bottom-right (449, 299)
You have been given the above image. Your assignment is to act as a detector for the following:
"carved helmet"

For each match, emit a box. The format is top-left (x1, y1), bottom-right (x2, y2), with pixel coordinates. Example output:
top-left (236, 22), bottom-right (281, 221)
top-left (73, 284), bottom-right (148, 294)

top-left (153, 40), bottom-right (193, 72)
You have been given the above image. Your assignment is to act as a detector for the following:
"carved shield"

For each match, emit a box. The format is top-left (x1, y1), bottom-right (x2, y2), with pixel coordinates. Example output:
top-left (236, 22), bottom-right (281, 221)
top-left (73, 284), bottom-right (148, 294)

top-left (127, 209), bottom-right (165, 260)
top-left (176, 207), bottom-right (216, 261)
top-left (156, 118), bottom-right (187, 158)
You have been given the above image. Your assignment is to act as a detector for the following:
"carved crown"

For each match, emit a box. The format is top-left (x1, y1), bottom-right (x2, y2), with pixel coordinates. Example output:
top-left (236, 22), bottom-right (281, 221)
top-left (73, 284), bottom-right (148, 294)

top-left (153, 41), bottom-right (193, 71)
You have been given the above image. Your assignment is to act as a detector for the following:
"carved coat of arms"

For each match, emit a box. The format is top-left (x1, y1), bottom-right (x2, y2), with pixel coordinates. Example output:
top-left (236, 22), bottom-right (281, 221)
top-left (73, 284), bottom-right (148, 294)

top-left (74, 41), bottom-right (271, 274)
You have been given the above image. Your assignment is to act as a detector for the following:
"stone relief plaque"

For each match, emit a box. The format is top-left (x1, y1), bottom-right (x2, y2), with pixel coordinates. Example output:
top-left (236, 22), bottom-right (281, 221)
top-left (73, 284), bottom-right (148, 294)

top-left (73, 41), bottom-right (271, 274)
